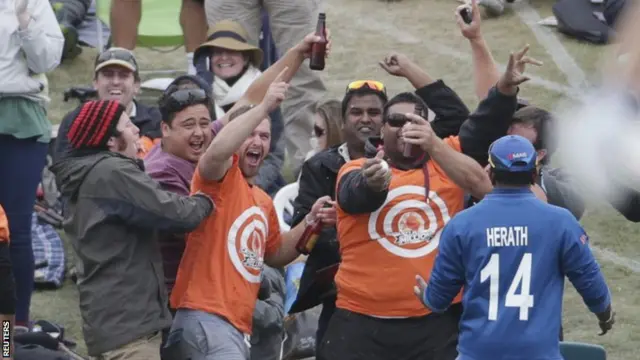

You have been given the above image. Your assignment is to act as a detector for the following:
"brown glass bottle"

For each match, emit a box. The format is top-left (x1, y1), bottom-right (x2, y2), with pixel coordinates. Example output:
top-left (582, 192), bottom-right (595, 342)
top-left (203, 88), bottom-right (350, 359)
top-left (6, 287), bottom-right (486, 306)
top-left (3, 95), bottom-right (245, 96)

top-left (403, 103), bottom-right (425, 157)
top-left (296, 219), bottom-right (323, 255)
top-left (309, 13), bottom-right (327, 71)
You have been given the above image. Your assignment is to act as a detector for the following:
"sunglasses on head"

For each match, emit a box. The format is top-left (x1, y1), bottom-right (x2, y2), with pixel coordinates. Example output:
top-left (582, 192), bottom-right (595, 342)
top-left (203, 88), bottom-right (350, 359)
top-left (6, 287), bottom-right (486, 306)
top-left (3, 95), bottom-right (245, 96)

top-left (313, 125), bottom-right (325, 138)
top-left (163, 89), bottom-right (208, 112)
top-left (345, 80), bottom-right (387, 95)
top-left (95, 48), bottom-right (138, 68)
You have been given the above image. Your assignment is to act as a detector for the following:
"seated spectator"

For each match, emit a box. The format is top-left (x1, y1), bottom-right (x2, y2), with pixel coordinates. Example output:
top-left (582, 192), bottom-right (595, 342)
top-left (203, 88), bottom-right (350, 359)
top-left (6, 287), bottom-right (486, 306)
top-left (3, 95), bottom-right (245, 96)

top-left (0, 0), bottom-right (63, 330)
top-left (51, 100), bottom-right (214, 360)
top-left (0, 205), bottom-right (15, 357)
top-left (251, 266), bottom-right (286, 360)
top-left (54, 48), bottom-right (163, 162)
top-left (50, 0), bottom-right (90, 62)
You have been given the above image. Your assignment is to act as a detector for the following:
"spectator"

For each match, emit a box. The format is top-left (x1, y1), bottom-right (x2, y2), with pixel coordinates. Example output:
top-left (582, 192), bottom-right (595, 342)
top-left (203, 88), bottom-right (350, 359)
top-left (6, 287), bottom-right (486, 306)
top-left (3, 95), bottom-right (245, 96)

top-left (416, 135), bottom-right (614, 360)
top-left (289, 55), bottom-right (472, 357)
top-left (251, 266), bottom-right (286, 360)
top-left (0, 206), bottom-right (15, 358)
top-left (204, 0), bottom-right (328, 177)
top-left (319, 50), bottom-right (529, 360)
top-left (194, 20), bottom-right (287, 195)
top-left (109, 0), bottom-right (207, 74)
top-left (0, 0), bottom-right (64, 330)
top-left (54, 48), bottom-right (163, 162)
top-left (50, 100), bottom-right (214, 360)
top-left (305, 100), bottom-right (343, 160)
top-left (168, 42), bottom-right (335, 359)
top-left (50, 0), bottom-right (90, 61)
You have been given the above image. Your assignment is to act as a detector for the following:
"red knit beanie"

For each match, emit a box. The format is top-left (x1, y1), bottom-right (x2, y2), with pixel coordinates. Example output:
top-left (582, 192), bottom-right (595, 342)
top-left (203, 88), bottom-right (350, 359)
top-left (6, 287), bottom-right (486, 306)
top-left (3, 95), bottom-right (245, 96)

top-left (67, 100), bottom-right (126, 150)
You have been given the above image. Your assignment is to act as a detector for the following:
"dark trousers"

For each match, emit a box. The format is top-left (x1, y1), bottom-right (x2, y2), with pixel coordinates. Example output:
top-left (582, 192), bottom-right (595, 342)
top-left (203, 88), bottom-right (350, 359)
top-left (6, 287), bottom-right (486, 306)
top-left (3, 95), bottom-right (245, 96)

top-left (315, 298), bottom-right (336, 360)
top-left (320, 305), bottom-right (462, 360)
top-left (0, 135), bottom-right (48, 325)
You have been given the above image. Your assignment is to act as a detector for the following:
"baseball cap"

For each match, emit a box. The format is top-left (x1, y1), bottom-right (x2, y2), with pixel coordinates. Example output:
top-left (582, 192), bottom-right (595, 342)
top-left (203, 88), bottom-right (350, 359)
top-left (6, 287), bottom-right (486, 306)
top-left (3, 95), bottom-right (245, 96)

top-left (94, 47), bottom-right (139, 75)
top-left (488, 135), bottom-right (537, 172)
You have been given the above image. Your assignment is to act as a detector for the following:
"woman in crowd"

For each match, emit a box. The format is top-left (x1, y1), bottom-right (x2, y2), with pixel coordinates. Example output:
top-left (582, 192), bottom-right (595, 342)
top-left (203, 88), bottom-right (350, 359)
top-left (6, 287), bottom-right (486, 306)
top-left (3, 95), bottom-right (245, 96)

top-left (306, 100), bottom-right (344, 161)
top-left (0, 0), bottom-right (64, 329)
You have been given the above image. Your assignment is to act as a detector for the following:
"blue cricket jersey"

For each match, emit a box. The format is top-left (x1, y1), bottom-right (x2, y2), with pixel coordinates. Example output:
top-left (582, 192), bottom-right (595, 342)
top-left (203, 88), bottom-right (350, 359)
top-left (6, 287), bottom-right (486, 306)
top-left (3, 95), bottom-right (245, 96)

top-left (424, 188), bottom-right (611, 360)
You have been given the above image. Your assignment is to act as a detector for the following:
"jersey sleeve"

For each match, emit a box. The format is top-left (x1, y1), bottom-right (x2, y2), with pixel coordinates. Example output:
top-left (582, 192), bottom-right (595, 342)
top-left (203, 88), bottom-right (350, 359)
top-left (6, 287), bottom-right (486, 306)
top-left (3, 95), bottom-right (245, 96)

top-left (265, 201), bottom-right (282, 258)
top-left (424, 221), bottom-right (465, 313)
top-left (444, 136), bottom-right (462, 153)
top-left (191, 155), bottom-right (242, 201)
top-left (561, 217), bottom-right (611, 314)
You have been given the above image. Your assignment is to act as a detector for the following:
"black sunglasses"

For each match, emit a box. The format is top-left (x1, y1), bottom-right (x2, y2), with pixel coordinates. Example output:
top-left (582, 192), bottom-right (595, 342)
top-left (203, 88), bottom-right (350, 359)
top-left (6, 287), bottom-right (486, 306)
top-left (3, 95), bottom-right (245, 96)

top-left (314, 125), bottom-right (326, 138)
top-left (385, 113), bottom-right (411, 128)
top-left (162, 89), bottom-right (208, 112)
top-left (95, 48), bottom-right (138, 69)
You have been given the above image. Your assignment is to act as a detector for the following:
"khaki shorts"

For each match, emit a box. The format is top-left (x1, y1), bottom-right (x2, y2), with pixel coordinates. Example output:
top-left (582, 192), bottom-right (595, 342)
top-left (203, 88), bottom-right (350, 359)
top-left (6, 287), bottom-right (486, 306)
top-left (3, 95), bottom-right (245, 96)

top-left (90, 332), bottom-right (162, 360)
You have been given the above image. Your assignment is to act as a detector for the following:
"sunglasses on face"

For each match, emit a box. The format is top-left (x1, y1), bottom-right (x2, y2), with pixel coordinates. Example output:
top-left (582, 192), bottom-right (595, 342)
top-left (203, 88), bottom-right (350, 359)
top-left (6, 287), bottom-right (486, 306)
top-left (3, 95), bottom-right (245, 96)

top-left (345, 80), bottom-right (387, 95)
top-left (95, 48), bottom-right (138, 69)
top-left (314, 125), bottom-right (326, 138)
top-left (385, 113), bottom-right (411, 128)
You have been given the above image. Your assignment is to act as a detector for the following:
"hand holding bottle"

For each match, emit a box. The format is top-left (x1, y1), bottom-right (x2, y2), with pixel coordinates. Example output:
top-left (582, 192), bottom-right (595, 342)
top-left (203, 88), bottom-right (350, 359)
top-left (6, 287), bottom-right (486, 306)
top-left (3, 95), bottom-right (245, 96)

top-left (307, 196), bottom-right (337, 227)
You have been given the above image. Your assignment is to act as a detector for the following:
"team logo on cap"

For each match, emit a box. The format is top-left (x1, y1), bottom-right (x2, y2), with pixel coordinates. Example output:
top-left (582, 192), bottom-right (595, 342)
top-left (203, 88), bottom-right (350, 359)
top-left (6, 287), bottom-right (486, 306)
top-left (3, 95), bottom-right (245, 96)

top-left (508, 152), bottom-right (528, 160)
top-left (227, 206), bottom-right (268, 283)
top-left (367, 185), bottom-right (451, 258)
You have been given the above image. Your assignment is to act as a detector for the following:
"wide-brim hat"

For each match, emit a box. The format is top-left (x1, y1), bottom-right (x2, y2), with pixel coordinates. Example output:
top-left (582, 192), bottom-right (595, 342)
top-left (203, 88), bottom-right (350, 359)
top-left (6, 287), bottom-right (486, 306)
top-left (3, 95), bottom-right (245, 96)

top-left (194, 20), bottom-right (264, 68)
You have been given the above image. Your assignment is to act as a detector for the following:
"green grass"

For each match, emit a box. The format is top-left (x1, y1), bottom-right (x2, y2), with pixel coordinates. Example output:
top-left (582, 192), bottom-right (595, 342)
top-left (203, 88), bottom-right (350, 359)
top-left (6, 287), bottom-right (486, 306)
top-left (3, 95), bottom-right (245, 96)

top-left (32, 0), bottom-right (640, 358)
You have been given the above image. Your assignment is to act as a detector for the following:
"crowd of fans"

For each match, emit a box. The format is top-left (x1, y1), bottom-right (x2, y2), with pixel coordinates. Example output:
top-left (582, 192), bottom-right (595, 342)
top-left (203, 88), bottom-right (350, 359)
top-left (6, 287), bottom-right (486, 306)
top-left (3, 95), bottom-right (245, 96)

top-left (1, 0), bottom-right (639, 359)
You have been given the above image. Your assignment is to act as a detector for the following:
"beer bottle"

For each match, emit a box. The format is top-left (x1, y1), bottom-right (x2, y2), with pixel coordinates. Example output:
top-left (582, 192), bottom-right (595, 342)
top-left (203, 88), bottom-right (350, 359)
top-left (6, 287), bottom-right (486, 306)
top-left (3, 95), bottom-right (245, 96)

top-left (309, 13), bottom-right (327, 71)
top-left (296, 215), bottom-right (323, 255)
top-left (403, 103), bottom-right (425, 157)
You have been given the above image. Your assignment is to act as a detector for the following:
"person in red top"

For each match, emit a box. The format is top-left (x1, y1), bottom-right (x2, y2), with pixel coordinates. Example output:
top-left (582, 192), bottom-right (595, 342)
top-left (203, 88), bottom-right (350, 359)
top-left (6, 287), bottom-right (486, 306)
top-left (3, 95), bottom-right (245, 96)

top-left (169, 61), bottom-right (336, 360)
top-left (320, 50), bottom-right (535, 360)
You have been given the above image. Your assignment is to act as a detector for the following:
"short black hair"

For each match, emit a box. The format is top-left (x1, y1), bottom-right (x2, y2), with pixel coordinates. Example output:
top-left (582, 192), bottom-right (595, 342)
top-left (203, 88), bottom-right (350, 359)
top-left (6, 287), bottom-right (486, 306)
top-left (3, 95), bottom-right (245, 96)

top-left (511, 106), bottom-right (554, 163)
top-left (341, 88), bottom-right (388, 118)
top-left (382, 92), bottom-right (429, 120)
top-left (491, 169), bottom-right (536, 186)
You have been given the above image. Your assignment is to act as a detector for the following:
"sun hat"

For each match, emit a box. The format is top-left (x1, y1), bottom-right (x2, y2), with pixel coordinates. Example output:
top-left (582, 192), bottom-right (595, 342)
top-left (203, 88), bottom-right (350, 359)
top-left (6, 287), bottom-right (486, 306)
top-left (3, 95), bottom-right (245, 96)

top-left (194, 20), bottom-right (264, 68)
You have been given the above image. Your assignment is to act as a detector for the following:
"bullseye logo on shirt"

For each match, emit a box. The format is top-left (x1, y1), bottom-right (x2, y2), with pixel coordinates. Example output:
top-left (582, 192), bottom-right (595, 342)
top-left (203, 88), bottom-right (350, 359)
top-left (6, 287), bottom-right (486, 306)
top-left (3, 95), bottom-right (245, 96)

top-left (367, 185), bottom-right (451, 258)
top-left (227, 206), bottom-right (269, 283)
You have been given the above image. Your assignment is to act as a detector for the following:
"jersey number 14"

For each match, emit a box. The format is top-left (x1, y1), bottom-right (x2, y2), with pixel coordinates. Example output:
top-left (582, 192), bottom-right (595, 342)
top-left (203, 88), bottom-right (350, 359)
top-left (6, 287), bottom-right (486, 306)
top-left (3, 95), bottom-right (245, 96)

top-left (480, 253), bottom-right (534, 321)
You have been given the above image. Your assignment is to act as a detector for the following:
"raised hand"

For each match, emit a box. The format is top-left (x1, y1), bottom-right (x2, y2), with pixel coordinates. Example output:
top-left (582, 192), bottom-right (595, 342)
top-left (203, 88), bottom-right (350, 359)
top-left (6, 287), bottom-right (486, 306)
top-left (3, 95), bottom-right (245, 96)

top-left (379, 52), bottom-right (413, 77)
top-left (497, 45), bottom-right (543, 94)
top-left (296, 29), bottom-right (332, 59)
top-left (308, 195), bottom-right (337, 227)
top-left (455, 0), bottom-right (482, 40)
top-left (261, 67), bottom-right (290, 113)
top-left (362, 150), bottom-right (392, 192)
top-left (402, 113), bottom-right (436, 152)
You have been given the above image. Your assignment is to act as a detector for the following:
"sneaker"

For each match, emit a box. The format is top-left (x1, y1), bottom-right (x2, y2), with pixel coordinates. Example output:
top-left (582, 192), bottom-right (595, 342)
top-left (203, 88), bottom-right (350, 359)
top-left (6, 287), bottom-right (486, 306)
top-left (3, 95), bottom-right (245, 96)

top-left (60, 23), bottom-right (82, 62)
top-left (479, 0), bottom-right (505, 16)
top-left (14, 325), bottom-right (29, 335)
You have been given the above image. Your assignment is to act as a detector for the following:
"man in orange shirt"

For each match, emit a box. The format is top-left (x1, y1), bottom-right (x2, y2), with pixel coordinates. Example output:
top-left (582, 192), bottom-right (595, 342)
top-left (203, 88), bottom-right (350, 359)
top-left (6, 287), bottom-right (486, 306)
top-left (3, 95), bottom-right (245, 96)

top-left (0, 206), bottom-right (15, 360)
top-left (169, 64), bottom-right (335, 360)
top-left (321, 50), bottom-right (533, 360)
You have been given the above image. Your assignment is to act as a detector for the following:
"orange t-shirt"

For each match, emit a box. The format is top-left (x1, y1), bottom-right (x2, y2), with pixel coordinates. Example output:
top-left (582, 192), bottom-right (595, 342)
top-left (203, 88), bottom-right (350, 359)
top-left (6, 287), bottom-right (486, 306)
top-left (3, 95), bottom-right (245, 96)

top-left (0, 206), bottom-right (8, 243)
top-left (138, 136), bottom-right (160, 159)
top-left (170, 155), bottom-right (282, 334)
top-left (335, 136), bottom-right (465, 318)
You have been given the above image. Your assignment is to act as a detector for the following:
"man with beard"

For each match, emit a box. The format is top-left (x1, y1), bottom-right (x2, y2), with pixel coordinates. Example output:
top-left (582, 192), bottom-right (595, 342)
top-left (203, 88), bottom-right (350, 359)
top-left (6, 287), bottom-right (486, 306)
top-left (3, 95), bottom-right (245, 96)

top-left (51, 100), bottom-right (214, 360)
top-left (319, 49), bottom-right (532, 360)
top-left (54, 48), bottom-right (163, 161)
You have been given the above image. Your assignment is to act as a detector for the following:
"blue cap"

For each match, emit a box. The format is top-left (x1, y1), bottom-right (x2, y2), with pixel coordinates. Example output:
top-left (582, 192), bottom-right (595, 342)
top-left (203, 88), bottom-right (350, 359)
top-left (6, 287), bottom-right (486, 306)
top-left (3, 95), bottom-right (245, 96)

top-left (488, 135), bottom-right (537, 172)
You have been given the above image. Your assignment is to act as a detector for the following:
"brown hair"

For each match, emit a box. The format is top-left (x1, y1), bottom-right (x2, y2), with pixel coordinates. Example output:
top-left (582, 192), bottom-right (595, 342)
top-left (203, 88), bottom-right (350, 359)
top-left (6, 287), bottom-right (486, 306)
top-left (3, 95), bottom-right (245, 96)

top-left (315, 100), bottom-right (343, 149)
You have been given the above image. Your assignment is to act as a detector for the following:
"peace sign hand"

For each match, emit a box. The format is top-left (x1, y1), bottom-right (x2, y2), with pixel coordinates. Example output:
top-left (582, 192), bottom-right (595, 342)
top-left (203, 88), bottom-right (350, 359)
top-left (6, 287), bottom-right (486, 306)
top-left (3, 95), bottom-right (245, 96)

top-left (497, 45), bottom-right (543, 95)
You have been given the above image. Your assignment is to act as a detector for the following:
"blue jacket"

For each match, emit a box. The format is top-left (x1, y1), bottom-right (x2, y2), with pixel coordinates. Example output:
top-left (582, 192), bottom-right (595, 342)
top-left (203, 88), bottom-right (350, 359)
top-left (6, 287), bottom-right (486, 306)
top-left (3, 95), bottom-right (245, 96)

top-left (424, 187), bottom-right (611, 360)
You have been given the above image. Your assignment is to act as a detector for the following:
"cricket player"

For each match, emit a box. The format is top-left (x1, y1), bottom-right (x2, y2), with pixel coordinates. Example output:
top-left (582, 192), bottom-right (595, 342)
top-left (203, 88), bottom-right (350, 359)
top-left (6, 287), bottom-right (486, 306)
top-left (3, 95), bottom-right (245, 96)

top-left (414, 135), bottom-right (615, 360)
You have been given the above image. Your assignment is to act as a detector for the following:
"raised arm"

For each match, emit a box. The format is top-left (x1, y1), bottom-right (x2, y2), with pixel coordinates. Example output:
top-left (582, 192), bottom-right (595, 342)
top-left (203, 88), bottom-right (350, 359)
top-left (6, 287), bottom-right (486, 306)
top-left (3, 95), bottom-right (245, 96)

top-left (198, 69), bottom-right (289, 182)
top-left (456, 0), bottom-right (501, 100)
top-left (379, 52), bottom-right (469, 138)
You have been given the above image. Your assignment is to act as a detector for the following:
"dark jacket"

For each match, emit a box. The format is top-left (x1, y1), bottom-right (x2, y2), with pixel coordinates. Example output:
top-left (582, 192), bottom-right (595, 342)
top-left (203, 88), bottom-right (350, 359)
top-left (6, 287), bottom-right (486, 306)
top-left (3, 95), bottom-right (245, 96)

top-left (608, 185), bottom-right (640, 222)
top-left (50, 152), bottom-right (213, 356)
top-left (53, 100), bottom-right (162, 164)
top-left (251, 266), bottom-right (286, 360)
top-left (288, 81), bottom-right (517, 313)
top-left (541, 166), bottom-right (585, 220)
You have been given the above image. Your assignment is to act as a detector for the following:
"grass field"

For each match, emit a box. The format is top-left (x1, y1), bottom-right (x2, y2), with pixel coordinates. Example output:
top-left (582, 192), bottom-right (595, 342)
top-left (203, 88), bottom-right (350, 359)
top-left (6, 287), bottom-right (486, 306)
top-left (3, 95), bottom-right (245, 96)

top-left (32, 0), bottom-right (640, 358)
